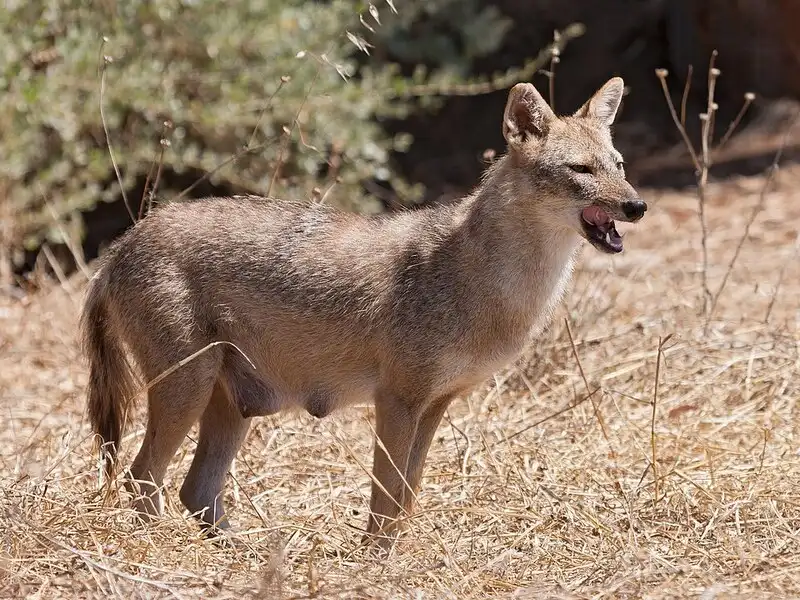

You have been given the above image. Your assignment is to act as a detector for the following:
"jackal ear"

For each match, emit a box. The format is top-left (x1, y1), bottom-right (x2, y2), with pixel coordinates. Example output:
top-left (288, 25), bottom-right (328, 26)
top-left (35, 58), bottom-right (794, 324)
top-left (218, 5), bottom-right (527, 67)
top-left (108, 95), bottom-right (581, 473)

top-left (574, 77), bottom-right (625, 125)
top-left (502, 83), bottom-right (555, 145)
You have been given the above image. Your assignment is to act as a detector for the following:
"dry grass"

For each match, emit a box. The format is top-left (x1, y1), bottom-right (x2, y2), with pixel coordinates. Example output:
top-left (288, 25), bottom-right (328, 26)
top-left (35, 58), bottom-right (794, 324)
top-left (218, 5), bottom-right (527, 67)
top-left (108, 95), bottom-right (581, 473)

top-left (2, 162), bottom-right (800, 599)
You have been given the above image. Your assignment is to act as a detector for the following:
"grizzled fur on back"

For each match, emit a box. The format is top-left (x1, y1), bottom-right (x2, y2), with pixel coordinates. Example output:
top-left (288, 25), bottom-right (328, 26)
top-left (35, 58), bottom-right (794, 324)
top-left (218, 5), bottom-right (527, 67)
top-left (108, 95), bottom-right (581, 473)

top-left (80, 76), bottom-right (646, 544)
top-left (84, 174), bottom-right (574, 430)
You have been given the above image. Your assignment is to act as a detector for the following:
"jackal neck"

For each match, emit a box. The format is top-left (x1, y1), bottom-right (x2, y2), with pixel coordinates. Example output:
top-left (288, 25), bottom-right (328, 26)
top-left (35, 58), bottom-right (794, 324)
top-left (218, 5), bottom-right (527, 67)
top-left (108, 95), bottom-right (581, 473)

top-left (456, 155), bottom-right (582, 322)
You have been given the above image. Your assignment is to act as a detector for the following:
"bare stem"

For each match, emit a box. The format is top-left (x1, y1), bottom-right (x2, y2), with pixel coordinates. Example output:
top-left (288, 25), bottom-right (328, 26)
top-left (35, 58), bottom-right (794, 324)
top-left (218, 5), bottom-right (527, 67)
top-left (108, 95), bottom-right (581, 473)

top-left (267, 64), bottom-right (322, 199)
top-left (565, 318), bottom-right (612, 451)
top-left (148, 141), bottom-right (168, 216)
top-left (548, 30), bottom-right (560, 112)
top-left (764, 232), bottom-right (800, 323)
top-left (715, 92), bottom-right (756, 153)
top-left (248, 75), bottom-right (291, 150)
top-left (42, 192), bottom-right (91, 280)
top-left (139, 121), bottom-right (172, 219)
top-left (98, 39), bottom-right (135, 224)
top-left (651, 334), bottom-right (672, 505)
top-left (499, 388), bottom-right (601, 446)
top-left (707, 112), bottom-right (800, 326)
top-left (656, 65), bottom-right (712, 315)
top-left (175, 74), bottom-right (291, 202)
top-left (139, 151), bottom-right (158, 220)
top-left (175, 139), bottom-right (276, 201)
top-left (696, 51), bottom-right (719, 316)
top-left (655, 69), bottom-right (700, 170)
top-left (695, 182), bottom-right (712, 315)
top-left (680, 64), bottom-right (693, 127)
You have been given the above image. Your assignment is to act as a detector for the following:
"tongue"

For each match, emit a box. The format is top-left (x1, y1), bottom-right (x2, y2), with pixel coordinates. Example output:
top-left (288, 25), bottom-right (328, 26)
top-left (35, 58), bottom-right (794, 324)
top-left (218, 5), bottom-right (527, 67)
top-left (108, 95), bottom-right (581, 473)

top-left (582, 206), bottom-right (613, 232)
top-left (583, 206), bottom-right (623, 251)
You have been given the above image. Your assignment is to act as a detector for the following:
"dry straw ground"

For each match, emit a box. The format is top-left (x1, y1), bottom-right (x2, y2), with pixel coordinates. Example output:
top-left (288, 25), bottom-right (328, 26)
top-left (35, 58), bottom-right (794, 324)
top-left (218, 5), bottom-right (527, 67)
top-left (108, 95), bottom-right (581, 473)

top-left (2, 160), bottom-right (800, 598)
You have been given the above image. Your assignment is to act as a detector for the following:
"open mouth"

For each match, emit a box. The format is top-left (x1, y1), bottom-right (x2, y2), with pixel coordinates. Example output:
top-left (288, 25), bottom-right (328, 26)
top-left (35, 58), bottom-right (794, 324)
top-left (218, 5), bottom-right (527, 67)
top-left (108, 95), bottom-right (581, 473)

top-left (581, 206), bottom-right (623, 254)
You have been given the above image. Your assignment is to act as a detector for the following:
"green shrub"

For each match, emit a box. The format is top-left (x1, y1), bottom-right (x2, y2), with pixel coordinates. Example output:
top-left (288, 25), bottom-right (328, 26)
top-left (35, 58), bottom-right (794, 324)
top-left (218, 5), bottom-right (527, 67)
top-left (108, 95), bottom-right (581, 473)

top-left (0, 0), bottom-right (525, 257)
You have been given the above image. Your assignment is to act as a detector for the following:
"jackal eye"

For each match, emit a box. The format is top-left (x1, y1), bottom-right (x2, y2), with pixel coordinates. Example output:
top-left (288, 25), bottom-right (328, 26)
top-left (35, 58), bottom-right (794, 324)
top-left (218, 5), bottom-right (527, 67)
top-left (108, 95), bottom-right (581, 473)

top-left (568, 164), bottom-right (592, 174)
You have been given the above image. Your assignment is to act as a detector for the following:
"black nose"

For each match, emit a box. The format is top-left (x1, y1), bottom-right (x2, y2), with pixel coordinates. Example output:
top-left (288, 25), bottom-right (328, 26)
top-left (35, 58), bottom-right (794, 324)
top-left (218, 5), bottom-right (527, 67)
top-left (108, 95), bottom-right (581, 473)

top-left (622, 199), bottom-right (647, 221)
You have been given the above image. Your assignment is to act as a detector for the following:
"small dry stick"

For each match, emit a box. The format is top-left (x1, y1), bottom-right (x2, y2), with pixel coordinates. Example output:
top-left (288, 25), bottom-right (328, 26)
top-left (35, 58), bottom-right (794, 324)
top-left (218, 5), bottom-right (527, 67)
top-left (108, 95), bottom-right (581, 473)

top-left (764, 231), bottom-right (800, 323)
top-left (702, 52), bottom-right (720, 149)
top-left (715, 92), bottom-right (756, 153)
top-left (707, 111), bottom-right (800, 326)
top-left (565, 318), bottom-right (612, 448)
top-left (175, 139), bottom-right (276, 201)
top-left (656, 56), bottom-right (720, 316)
top-left (757, 428), bottom-right (770, 477)
top-left (680, 64), bottom-right (693, 127)
top-left (139, 148), bottom-right (159, 219)
top-left (267, 60), bottom-right (323, 199)
top-left (499, 387), bottom-right (600, 446)
top-left (307, 536), bottom-right (320, 595)
top-left (247, 75), bottom-right (291, 150)
top-left (655, 68), bottom-right (700, 170)
top-left (40, 243), bottom-right (76, 305)
top-left (139, 120), bottom-right (173, 219)
top-left (98, 38), bottom-right (135, 224)
top-left (42, 192), bottom-right (91, 280)
top-left (177, 75), bottom-right (291, 201)
top-left (547, 30), bottom-right (560, 112)
top-left (147, 138), bottom-right (170, 216)
top-left (651, 334), bottom-right (672, 505)
top-left (143, 341), bottom-right (256, 394)
top-left (695, 51), bottom-right (720, 315)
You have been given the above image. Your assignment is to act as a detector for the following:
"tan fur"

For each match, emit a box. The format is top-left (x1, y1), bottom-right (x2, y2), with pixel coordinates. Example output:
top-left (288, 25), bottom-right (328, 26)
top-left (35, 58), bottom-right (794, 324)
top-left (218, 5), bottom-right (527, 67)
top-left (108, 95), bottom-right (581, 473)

top-left (80, 78), bottom-right (646, 546)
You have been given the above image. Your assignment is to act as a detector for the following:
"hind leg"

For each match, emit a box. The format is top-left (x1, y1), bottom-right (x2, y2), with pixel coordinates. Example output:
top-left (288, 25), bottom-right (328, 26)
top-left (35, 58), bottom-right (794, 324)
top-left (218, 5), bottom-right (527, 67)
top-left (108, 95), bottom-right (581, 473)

top-left (126, 356), bottom-right (219, 521)
top-left (179, 380), bottom-right (251, 531)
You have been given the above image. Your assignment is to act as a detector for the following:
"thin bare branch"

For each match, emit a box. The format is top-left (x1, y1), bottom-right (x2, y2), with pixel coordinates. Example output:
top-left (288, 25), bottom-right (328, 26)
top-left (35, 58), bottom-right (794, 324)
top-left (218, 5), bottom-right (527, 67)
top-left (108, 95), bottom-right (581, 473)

top-left (548, 30), bottom-right (560, 112)
top-left (707, 112), bottom-right (800, 324)
top-left (680, 64), bottom-right (693, 127)
top-left (266, 61), bottom-right (323, 199)
top-left (565, 318), bottom-right (612, 449)
top-left (715, 92), bottom-right (756, 153)
top-left (656, 68), bottom-right (700, 170)
top-left (651, 334), bottom-right (672, 505)
top-left (764, 232), bottom-right (800, 323)
top-left (98, 38), bottom-right (135, 224)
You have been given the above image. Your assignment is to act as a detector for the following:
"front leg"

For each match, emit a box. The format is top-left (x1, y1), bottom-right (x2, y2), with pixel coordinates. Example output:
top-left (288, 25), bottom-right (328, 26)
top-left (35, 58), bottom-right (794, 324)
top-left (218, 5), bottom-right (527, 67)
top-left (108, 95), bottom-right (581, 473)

top-left (364, 389), bottom-right (421, 547)
top-left (404, 395), bottom-right (452, 503)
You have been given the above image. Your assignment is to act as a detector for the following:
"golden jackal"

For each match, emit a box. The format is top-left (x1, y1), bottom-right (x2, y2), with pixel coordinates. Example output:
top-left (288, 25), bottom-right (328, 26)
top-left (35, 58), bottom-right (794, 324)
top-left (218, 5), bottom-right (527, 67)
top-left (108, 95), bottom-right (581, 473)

top-left (81, 77), bottom-right (646, 546)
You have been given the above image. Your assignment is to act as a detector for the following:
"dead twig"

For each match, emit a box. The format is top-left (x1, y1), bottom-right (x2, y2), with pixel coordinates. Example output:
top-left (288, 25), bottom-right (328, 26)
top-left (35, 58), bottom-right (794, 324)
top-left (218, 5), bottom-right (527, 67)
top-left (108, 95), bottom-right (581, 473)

top-left (565, 318), bottom-right (611, 449)
top-left (98, 38), bottom-right (135, 224)
top-left (707, 111), bottom-right (800, 326)
top-left (651, 334), bottom-right (672, 505)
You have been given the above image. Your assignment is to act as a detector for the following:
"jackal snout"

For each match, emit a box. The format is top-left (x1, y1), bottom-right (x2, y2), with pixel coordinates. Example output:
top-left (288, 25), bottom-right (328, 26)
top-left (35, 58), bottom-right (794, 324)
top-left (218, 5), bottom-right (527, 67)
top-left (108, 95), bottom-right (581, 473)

top-left (599, 188), bottom-right (647, 223)
top-left (591, 181), bottom-right (645, 224)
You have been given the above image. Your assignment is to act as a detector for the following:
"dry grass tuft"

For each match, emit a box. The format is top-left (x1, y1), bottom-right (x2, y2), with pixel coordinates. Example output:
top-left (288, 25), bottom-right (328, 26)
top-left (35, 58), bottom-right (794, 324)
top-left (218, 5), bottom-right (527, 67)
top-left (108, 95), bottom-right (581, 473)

top-left (2, 163), bottom-right (800, 599)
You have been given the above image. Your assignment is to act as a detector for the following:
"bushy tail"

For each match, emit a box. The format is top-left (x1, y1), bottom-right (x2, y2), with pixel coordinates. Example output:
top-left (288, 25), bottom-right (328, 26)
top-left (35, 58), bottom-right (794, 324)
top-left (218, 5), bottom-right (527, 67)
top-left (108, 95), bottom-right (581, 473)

top-left (80, 270), bottom-right (136, 480)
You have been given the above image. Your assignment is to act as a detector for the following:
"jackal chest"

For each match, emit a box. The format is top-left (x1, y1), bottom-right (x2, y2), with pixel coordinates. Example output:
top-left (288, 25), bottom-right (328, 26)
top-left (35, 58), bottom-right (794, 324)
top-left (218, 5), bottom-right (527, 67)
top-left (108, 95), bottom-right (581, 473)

top-left (430, 310), bottom-right (531, 397)
top-left (432, 254), bottom-right (577, 397)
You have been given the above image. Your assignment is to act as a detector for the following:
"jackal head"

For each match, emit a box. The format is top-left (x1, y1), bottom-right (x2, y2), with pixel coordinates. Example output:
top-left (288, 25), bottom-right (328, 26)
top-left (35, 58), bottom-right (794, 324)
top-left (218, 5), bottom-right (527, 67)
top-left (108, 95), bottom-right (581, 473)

top-left (502, 77), bottom-right (646, 253)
